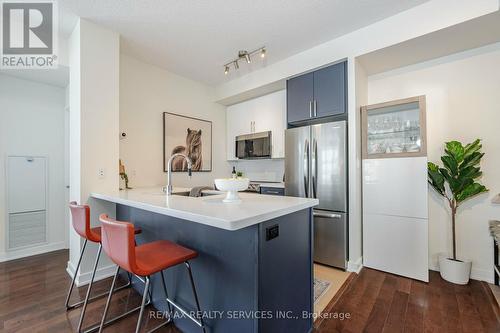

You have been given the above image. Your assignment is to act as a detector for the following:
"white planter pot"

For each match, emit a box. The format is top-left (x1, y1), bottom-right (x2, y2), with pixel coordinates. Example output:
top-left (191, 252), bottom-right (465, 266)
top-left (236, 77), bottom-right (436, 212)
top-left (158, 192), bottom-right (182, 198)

top-left (438, 255), bottom-right (471, 285)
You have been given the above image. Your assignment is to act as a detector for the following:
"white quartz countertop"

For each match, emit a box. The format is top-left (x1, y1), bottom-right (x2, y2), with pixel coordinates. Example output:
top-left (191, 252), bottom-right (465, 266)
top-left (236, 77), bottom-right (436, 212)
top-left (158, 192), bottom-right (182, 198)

top-left (90, 187), bottom-right (318, 231)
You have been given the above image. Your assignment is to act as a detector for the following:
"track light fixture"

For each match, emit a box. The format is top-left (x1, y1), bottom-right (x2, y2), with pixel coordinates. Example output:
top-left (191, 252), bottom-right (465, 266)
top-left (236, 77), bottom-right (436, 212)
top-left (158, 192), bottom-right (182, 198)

top-left (223, 46), bottom-right (266, 75)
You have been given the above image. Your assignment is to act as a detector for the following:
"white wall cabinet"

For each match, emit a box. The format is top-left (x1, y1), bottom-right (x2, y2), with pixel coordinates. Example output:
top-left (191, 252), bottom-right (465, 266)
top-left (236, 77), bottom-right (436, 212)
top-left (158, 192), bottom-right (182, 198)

top-left (226, 90), bottom-right (286, 160)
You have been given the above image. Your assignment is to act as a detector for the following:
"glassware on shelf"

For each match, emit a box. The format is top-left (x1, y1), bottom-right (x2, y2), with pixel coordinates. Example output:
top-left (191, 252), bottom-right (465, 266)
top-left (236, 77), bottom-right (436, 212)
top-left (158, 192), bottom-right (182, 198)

top-left (362, 96), bottom-right (426, 158)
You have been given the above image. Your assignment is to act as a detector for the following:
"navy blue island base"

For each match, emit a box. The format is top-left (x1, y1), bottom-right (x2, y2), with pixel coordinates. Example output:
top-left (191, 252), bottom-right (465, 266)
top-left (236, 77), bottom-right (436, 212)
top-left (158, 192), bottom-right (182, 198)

top-left (116, 204), bottom-right (313, 333)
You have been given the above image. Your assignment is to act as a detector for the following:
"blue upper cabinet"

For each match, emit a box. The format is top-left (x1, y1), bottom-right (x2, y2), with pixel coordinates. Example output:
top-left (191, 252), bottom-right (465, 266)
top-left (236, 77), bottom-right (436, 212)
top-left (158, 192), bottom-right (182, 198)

top-left (313, 61), bottom-right (346, 118)
top-left (286, 61), bottom-right (346, 124)
top-left (286, 72), bottom-right (314, 124)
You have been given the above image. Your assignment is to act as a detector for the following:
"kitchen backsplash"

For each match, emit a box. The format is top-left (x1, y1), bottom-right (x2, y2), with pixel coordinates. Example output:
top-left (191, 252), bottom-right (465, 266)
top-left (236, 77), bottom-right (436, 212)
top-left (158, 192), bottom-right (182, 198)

top-left (228, 159), bottom-right (284, 182)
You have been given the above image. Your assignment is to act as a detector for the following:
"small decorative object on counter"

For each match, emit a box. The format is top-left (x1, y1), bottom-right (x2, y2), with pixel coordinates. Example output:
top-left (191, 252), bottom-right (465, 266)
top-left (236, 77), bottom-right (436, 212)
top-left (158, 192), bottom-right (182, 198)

top-left (214, 178), bottom-right (250, 203)
top-left (428, 139), bottom-right (488, 284)
top-left (119, 159), bottom-right (132, 190)
top-left (236, 171), bottom-right (243, 178)
top-left (231, 166), bottom-right (237, 179)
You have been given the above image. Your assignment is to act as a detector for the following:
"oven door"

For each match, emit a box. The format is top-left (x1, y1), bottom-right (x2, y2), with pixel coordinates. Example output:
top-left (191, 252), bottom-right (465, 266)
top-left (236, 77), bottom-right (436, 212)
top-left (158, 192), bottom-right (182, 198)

top-left (235, 131), bottom-right (272, 159)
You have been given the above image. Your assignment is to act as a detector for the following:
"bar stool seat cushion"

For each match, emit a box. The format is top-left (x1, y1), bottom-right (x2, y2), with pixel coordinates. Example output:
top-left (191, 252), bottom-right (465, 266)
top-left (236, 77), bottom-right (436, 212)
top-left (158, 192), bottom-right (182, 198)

top-left (134, 240), bottom-right (198, 276)
top-left (88, 226), bottom-right (142, 243)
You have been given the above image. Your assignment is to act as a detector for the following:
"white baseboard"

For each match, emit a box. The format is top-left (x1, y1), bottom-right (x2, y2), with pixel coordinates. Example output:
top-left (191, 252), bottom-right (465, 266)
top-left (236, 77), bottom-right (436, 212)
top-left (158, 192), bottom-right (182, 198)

top-left (347, 256), bottom-right (363, 274)
top-left (0, 241), bottom-right (67, 262)
top-left (66, 261), bottom-right (118, 287)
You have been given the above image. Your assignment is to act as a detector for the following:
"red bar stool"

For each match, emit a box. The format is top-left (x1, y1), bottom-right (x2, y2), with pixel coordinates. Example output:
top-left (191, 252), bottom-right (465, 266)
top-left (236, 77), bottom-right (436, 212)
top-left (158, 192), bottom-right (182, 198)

top-left (66, 202), bottom-right (142, 333)
top-left (98, 214), bottom-right (206, 333)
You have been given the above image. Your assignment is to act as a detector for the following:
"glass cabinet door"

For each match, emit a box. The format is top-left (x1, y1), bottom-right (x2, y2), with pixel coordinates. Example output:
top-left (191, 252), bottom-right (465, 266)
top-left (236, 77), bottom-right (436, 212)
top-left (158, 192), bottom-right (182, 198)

top-left (361, 96), bottom-right (426, 159)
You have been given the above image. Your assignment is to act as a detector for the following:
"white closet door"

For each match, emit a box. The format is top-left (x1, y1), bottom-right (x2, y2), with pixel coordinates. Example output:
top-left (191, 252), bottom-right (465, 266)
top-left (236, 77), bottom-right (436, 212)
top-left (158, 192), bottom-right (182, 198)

top-left (7, 156), bottom-right (47, 213)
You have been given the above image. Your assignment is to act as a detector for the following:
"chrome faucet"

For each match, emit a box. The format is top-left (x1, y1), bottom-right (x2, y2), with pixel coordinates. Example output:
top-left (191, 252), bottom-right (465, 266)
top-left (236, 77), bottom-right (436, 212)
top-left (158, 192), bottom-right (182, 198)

top-left (164, 153), bottom-right (193, 195)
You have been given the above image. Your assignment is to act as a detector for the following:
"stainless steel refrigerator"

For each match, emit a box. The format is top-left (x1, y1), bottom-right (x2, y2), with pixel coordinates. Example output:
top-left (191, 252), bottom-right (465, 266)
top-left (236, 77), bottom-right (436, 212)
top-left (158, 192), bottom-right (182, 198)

top-left (285, 121), bottom-right (347, 269)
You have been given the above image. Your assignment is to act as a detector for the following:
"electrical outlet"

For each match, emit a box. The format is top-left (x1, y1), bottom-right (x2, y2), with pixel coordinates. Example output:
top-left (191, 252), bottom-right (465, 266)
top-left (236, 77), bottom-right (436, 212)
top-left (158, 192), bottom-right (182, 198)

top-left (98, 168), bottom-right (105, 179)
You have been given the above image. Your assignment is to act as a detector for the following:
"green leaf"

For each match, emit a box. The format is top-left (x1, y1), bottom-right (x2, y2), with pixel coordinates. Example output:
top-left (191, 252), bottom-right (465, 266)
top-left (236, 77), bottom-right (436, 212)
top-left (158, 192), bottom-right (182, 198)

top-left (441, 155), bottom-right (458, 175)
top-left (428, 162), bottom-right (445, 195)
top-left (456, 182), bottom-right (489, 202)
top-left (459, 166), bottom-right (481, 179)
top-left (461, 152), bottom-right (484, 170)
top-left (445, 141), bottom-right (465, 163)
top-left (439, 168), bottom-right (452, 183)
top-left (463, 139), bottom-right (482, 159)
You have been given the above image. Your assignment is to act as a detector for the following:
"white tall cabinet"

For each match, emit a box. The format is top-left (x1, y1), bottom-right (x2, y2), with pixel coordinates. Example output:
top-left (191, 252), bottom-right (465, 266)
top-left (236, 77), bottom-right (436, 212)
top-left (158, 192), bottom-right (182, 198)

top-left (361, 96), bottom-right (429, 282)
top-left (226, 90), bottom-right (286, 160)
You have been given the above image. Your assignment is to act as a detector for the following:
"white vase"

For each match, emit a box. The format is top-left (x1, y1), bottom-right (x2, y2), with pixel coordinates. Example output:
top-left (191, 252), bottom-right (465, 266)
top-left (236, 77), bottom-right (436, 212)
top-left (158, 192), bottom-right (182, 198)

top-left (438, 254), bottom-right (471, 285)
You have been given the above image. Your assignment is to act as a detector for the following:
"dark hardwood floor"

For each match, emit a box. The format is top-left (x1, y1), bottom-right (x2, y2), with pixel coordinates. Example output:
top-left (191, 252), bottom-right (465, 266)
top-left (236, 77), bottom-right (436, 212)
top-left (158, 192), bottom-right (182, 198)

top-left (0, 250), bottom-right (178, 333)
top-left (315, 267), bottom-right (500, 333)
top-left (0, 250), bottom-right (498, 333)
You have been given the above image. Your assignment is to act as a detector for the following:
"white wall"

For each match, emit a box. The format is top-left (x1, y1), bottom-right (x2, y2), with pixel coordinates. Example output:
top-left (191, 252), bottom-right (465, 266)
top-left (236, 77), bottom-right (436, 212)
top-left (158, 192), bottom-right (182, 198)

top-left (229, 160), bottom-right (284, 183)
top-left (0, 74), bottom-right (67, 260)
top-left (367, 43), bottom-right (500, 282)
top-left (119, 55), bottom-right (228, 188)
top-left (68, 19), bottom-right (120, 285)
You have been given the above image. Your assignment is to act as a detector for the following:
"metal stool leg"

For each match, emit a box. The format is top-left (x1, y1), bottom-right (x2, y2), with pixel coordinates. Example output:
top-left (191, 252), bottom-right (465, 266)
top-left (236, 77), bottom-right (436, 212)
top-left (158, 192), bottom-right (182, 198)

top-left (135, 276), bottom-right (151, 333)
top-left (98, 266), bottom-right (120, 333)
top-left (185, 262), bottom-right (206, 333)
top-left (77, 243), bottom-right (102, 332)
top-left (65, 239), bottom-right (88, 309)
top-left (66, 241), bottom-right (133, 311)
top-left (160, 270), bottom-right (173, 316)
top-left (87, 271), bottom-right (151, 333)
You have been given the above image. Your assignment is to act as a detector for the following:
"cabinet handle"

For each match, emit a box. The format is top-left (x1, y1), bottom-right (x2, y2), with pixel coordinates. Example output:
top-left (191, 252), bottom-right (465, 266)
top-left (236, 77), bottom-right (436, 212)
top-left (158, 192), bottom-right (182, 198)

top-left (313, 100), bottom-right (317, 117)
top-left (309, 101), bottom-right (313, 118)
top-left (264, 190), bottom-right (281, 194)
top-left (313, 211), bottom-right (342, 219)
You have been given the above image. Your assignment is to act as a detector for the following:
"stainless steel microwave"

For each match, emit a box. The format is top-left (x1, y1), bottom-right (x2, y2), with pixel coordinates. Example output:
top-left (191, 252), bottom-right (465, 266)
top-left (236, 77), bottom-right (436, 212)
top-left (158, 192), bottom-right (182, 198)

top-left (235, 131), bottom-right (272, 159)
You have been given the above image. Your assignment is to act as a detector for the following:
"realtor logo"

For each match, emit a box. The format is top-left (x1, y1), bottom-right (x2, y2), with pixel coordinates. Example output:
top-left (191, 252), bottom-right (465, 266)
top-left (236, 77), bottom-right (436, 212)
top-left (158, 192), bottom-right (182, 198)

top-left (1, 0), bottom-right (58, 68)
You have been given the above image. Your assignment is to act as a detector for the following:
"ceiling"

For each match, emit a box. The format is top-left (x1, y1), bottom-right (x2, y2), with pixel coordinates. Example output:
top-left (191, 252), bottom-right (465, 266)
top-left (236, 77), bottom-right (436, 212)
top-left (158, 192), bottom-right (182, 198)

top-left (59, 0), bottom-right (430, 85)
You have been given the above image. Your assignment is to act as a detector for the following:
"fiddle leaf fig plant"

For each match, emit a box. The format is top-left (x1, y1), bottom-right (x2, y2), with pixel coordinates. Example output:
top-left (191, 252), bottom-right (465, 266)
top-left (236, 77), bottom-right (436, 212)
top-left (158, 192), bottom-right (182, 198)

top-left (428, 139), bottom-right (488, 260)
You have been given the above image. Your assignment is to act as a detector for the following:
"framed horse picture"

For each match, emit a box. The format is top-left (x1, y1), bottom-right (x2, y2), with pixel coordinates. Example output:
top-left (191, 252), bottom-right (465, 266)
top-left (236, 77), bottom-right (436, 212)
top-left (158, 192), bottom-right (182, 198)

top-left (163, 112), bottom-right (212, 172)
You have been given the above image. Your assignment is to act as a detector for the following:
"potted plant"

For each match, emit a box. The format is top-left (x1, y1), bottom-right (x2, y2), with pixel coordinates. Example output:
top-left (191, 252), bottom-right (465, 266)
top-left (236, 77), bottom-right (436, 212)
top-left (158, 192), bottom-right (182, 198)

top-left (428, 139), bottom-right (488, 284)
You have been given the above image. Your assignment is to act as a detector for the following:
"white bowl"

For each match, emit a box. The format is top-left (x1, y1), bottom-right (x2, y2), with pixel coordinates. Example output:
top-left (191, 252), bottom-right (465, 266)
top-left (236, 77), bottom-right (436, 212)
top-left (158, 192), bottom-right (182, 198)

top-left (214, 178), bottom-right (249, 203)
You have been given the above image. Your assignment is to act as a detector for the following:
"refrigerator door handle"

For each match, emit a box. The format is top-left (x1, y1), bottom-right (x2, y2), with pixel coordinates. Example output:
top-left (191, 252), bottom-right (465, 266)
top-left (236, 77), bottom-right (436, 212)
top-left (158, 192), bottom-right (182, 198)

top-left (311, 139), bottom-right (318, 198)
top-left (303, 139), bottom-right (309, 197)
top-left (313, 211), bottom-right (342, 219)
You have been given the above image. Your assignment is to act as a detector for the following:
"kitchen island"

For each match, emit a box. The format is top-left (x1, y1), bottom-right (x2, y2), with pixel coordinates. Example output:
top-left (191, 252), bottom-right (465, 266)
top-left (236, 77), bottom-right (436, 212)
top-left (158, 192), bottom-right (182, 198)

top-left (91, 187), bottom-right (318, 333)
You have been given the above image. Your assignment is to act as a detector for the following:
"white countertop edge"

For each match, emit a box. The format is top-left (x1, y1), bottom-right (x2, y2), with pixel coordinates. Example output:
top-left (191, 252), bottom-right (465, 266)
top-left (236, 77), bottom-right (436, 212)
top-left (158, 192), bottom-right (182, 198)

top-left (90, 192), bottom-right (317, 231)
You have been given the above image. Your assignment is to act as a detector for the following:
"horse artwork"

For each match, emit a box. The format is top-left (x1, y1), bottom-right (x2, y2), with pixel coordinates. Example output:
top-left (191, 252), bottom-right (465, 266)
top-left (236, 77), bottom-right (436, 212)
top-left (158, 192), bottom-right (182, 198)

top-left (163, 112), bottom-right (212, 172)
top-left (171, 128), bottom-right (203, 171)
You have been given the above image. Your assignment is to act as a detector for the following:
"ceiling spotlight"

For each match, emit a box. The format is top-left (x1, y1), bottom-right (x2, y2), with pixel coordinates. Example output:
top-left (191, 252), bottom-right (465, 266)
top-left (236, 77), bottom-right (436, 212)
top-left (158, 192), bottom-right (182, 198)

top-left (239, 50), bottom-right (251, 64)
top-left (224, 47), bottom-right (266, 74)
